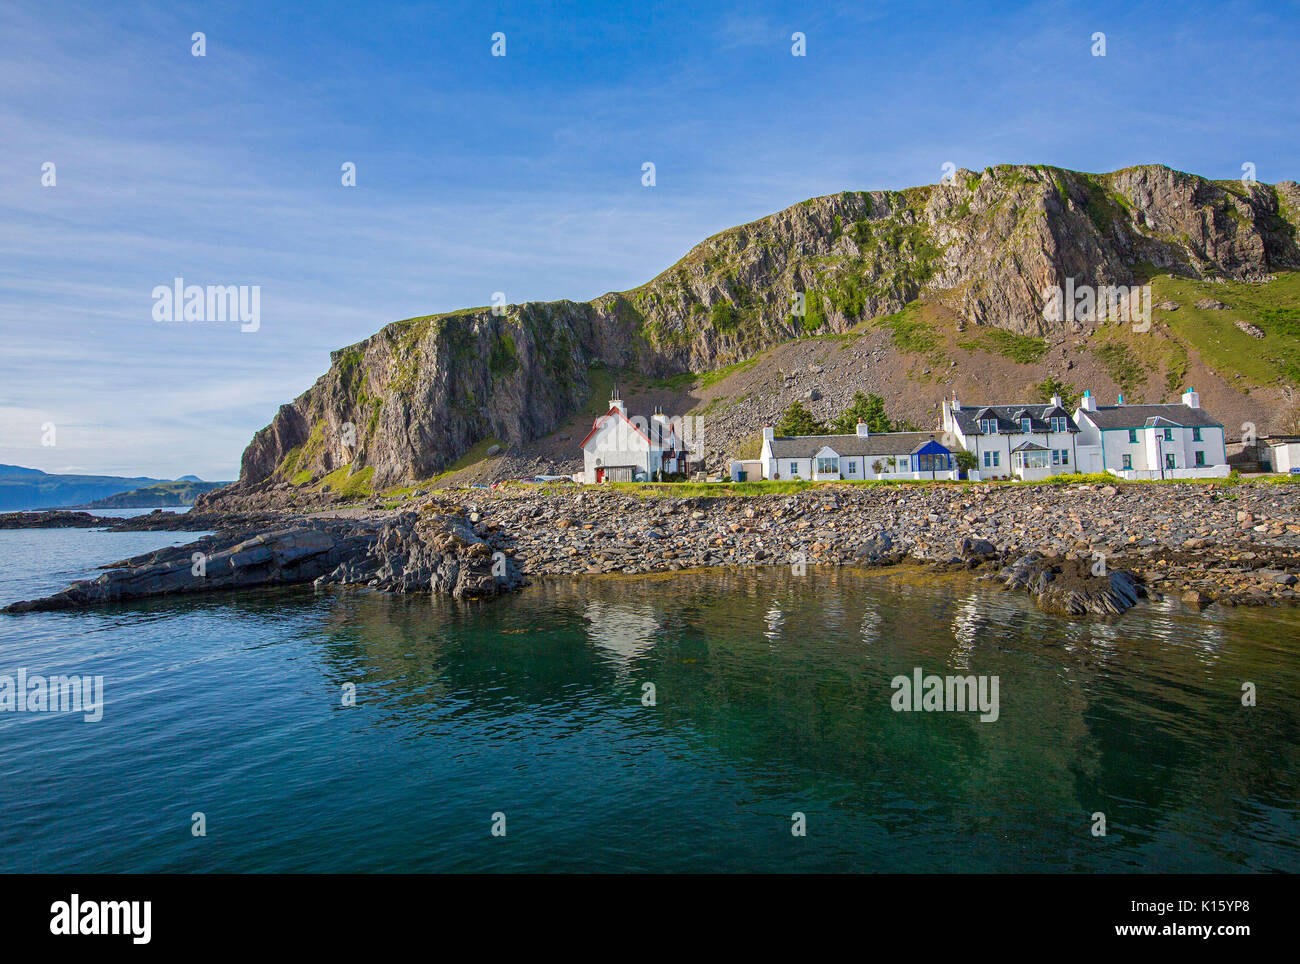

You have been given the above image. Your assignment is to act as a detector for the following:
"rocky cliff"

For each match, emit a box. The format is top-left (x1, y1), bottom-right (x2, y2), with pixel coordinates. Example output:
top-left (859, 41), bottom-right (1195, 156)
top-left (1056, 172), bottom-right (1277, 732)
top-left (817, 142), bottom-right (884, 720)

top-left (207, 164), bottom-right (1300, 504)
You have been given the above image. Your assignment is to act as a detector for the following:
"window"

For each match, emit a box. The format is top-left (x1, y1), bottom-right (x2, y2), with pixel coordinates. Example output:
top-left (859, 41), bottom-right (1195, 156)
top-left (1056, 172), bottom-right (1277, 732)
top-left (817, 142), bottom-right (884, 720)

top-left (1122, 454), bottom-right (1132, 470)
top-left (1060, 449), bottom-right (1069, 466)
top-left (1163, 428), bottom-right (1173, 441)
top-left (1192, 427), bottom-right (1202, 441)
top-left (980, 418), bottom-right (997, 434)
top-left (816, 457), bottom-right (839, 474)
top-left (789, 462), bottom-right (799, 477)
top-left (1052, 449), bottom-right (1069, 466)
top-left (982, 450), bottom-right (1000, 468)
top-left (1020, 418), bottom-right (1032, 433)
top-left (1195, 451), bottom-right (1205, 466)
top-left (1165, 453), bottom-right (1176, 470)
top-left (1128, 429), bottom-right (1138, 443)
top-left (847, 460), bottom-right (857, 474)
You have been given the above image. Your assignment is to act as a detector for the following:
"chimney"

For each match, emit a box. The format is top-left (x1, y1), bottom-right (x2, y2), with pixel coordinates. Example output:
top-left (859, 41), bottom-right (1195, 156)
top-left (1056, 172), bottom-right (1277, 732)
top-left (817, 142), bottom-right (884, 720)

top-left (1117, 393), bottom-right (1125, 406)
top-left (762, 426), bottom-right (775, 441)
top-left (1079, 389), bottom-right (1098, 412)
top-left (609, 389), bottom-right (626, 415)
top-left (650, 407), bottom-right (669, 446)
top-left (1050, 394), bottom-right (1063, 409)
top-left (856, 419), bottom-right (870, 438)
top-left (1181, 386), bottom-right (1200, 409)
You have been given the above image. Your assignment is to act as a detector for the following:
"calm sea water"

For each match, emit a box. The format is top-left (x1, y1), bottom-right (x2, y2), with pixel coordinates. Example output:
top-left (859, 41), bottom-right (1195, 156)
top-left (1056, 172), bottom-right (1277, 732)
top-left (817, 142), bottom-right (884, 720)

top-left (1, 524), bottom-right (1297, 873)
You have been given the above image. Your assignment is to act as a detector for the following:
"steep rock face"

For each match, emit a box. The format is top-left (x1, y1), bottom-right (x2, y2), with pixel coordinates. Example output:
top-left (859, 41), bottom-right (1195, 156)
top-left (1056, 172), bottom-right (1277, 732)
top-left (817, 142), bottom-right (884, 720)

top-left (232, 299), bottom-right (646, 492)
top-left (213, 164), bottom-right (1299, 499)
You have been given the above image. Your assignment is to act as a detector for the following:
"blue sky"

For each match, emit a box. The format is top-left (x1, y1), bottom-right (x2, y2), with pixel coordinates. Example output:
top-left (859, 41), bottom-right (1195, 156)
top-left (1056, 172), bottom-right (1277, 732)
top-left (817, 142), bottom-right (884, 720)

top-left (1, 0), bottom-right (1297, 480)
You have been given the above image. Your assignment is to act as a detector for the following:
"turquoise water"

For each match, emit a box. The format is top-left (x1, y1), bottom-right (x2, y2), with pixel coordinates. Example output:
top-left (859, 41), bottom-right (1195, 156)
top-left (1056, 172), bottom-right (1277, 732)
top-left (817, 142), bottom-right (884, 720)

top-left (1, 526), bottom-right (1297, 872)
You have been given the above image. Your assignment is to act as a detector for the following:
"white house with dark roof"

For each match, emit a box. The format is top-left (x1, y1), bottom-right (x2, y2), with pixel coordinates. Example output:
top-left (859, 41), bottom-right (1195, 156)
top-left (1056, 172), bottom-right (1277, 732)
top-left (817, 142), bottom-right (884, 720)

top-left (749, 421), bottom-right (959, 481)
top-left (941, 393), bottom-right (1097, 481)
top-left (581, 392), bottom-right (695, 483)
top-left (1072, 387), bottom-right (1229, 479)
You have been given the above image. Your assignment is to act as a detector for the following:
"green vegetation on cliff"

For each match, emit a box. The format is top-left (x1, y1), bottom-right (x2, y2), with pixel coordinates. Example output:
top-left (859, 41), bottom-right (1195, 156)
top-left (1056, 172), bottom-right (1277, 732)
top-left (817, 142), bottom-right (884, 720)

top-left (229, 163), bottom-right (1300, 494)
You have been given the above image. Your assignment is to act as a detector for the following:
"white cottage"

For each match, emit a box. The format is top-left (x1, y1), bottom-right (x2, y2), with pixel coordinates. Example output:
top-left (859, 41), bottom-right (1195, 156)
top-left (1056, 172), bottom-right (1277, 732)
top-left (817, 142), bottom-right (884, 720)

top-left (580, 393), bottom-right (695, 483)
top-left (941, 393), bottom-right (1097, 480)
top-left (753, 421), bottom-right (959, 481)
top-left (1072, 388), bottom-right (1230, 479)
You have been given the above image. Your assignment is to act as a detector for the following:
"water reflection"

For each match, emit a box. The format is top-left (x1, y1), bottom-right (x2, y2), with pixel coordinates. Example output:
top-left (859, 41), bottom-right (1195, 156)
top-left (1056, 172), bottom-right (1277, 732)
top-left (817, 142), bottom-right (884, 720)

top-left (3, 564), bottom-right (1297, 872)
top-left (583, 600), bottom-right (661, 666)
top-left (764, 602), bottom-right (784, 641)
top-left (950, 592), bottom-right (988, 667)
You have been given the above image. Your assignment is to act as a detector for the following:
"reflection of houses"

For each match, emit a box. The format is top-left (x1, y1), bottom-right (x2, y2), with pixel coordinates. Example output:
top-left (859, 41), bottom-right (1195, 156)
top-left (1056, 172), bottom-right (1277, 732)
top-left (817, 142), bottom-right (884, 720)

top-left (941, 393), bottom-right (1092, 481)
top-left (581, 392), bottom-right (696, 483)
top-left (583, 601), bottom-right (661, 663)
top-left (1072, 388), bottom-right (1229, 479)
top-left (743, 420), bottom-right (958, 481)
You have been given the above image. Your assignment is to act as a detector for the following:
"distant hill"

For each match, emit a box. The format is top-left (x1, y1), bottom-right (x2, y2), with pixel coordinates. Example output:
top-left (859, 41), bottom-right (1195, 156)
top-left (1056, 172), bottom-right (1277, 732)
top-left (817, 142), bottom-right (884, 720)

top-left (76, 480), bottom-right (231, 508)
top-left (0, 465), bottom-right (228, 510)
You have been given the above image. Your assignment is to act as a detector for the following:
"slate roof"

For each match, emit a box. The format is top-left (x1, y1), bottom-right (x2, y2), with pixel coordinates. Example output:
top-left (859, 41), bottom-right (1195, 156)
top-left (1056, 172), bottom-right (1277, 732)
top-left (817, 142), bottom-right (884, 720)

top-left (951, 403), bottom-right (1077, 435)
top-left (767, 431), bottom-right (947, 459)
top-left (1080, 404), bottom-right (1221, 430)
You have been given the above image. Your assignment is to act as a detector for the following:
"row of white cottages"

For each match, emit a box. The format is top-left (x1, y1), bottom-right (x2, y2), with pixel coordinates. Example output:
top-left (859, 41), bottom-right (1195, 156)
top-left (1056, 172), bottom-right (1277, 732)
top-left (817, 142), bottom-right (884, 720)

top-left (580, 388), bottom-right (1232, 483)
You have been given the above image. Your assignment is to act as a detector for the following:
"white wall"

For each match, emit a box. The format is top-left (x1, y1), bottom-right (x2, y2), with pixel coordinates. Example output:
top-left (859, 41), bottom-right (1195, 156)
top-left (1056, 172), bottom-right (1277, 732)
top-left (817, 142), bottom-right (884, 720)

top-left (1272, 443), bottom-right (1300, 473)
top-left (1099, 424), bottom-right (1226, 474)
top-left (943, 412), bottom-right (1080, 479)
top-left (584, 415), bottom-right (653, 483)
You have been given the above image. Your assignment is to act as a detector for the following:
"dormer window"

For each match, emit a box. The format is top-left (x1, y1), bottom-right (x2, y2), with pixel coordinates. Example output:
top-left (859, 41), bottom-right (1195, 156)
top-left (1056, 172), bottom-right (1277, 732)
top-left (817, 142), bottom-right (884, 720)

top-left (1050, 416), bottom-right (1067, 433)
top-left (1020, 418), bottom-right (1032, 433)
top-left (979, 418), bottom-right (998, 434)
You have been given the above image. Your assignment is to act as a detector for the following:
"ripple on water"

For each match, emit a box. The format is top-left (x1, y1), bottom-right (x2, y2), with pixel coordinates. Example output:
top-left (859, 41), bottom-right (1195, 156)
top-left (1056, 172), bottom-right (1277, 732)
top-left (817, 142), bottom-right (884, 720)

top-left (0, 538), bottom-right (1297, 872)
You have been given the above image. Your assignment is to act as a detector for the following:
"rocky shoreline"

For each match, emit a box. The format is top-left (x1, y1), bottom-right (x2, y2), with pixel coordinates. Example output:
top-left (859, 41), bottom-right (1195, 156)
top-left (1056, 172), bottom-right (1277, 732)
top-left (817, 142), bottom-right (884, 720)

top-left (2, 511), bottom-right (524, 613)
top-left (4, 480), bottom-right (1300, 617)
